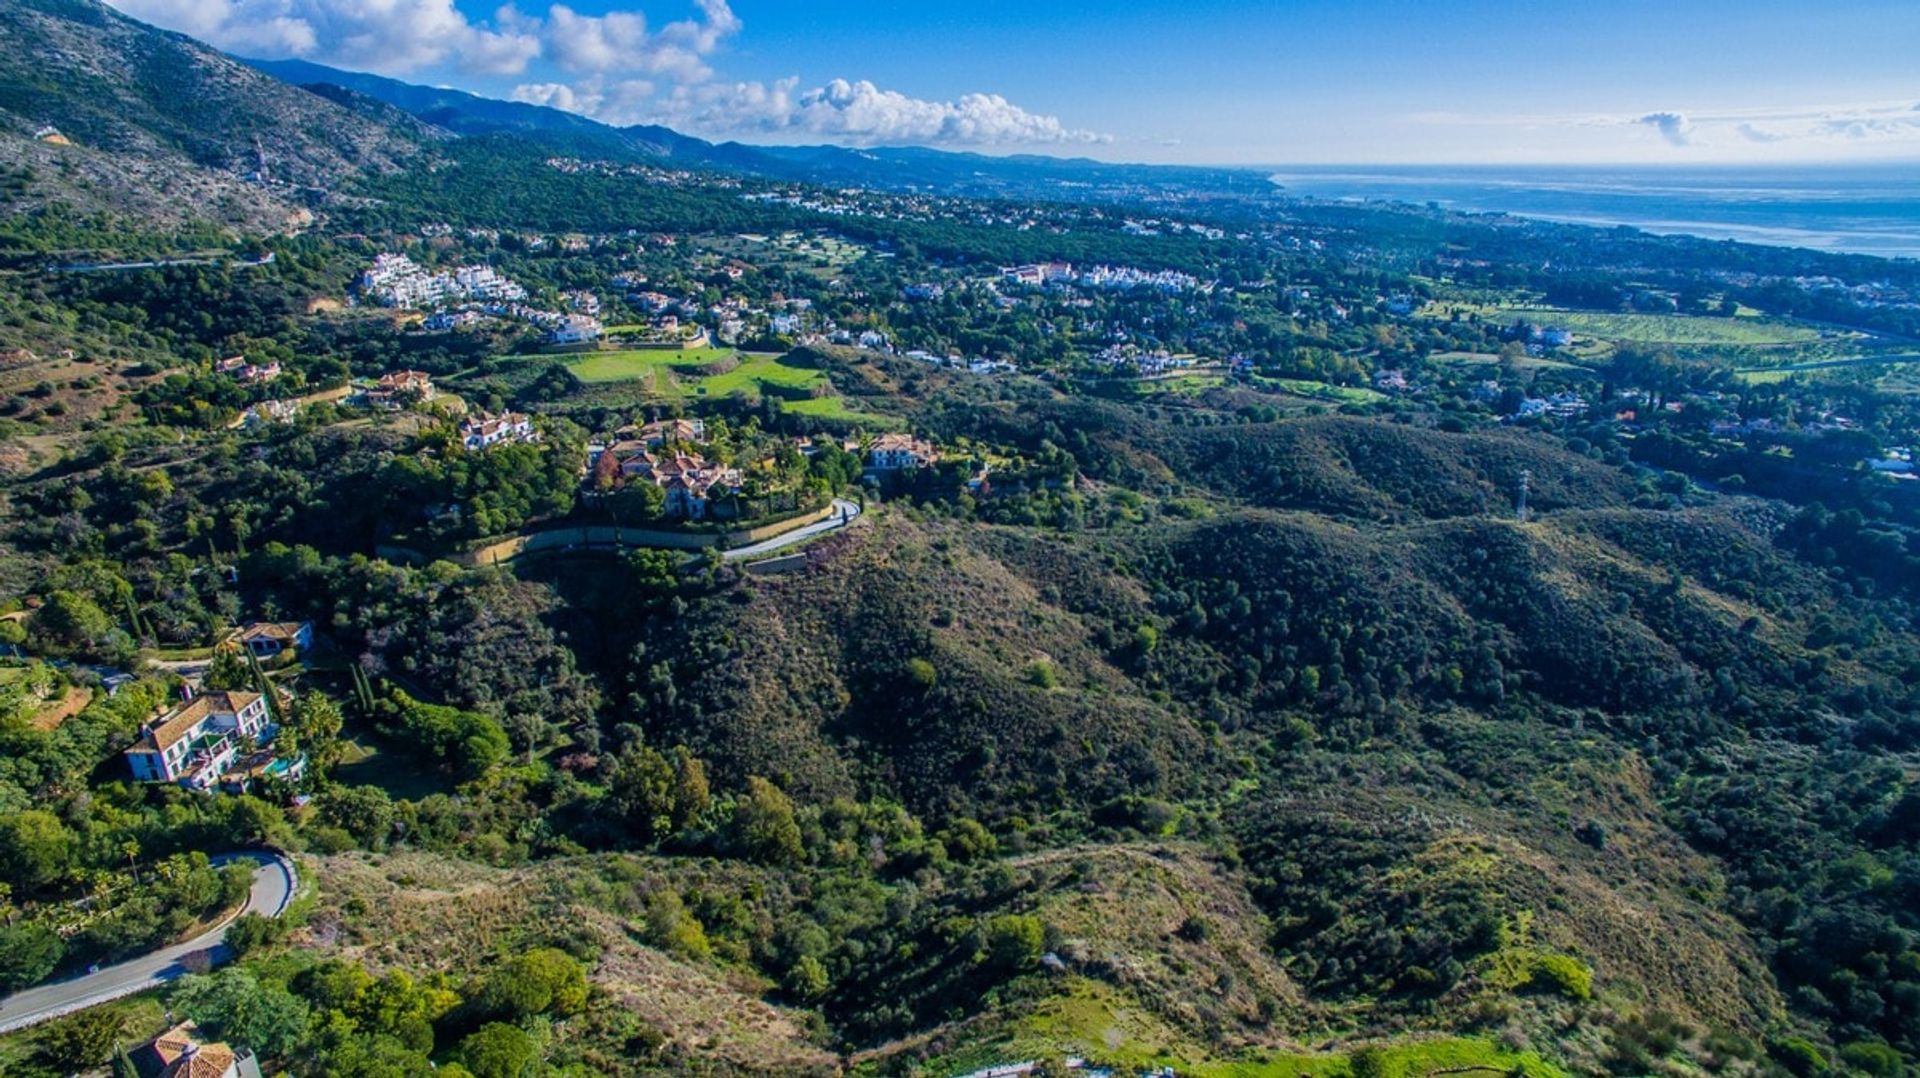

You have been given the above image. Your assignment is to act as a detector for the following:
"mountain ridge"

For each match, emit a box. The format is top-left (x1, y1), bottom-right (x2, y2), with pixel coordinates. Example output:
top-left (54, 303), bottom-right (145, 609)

top-left (242, 56), bottom-right (1273, 202)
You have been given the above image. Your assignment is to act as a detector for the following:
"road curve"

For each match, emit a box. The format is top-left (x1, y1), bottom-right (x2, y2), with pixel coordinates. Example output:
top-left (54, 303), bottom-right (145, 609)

top-left (0, 851), bottom-right (296, 1034)
top-left (721, 497), bottom-right (863, 562)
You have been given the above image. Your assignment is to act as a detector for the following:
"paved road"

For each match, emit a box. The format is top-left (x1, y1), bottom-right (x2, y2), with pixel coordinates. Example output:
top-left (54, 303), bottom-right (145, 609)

top-left (0, 851), bottom-right (296, 1034)
top-left (721, 498), bottom-right (862, 562)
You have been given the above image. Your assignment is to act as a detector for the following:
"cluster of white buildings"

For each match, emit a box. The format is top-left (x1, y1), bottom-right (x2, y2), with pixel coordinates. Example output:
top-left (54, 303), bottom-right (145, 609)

top-left (1092, 346), bottom-right (1196, 376)
top-left (903, 350), bottom-right (1018, 376)
top-left (1511, 391), bottom-right (1591, 420)
top-left (358, 254), bottom-right (528, 309)
top-left (1001, 261), bottom-right (1203, 294)
top-left (460, 410), bottom-right (538, 451)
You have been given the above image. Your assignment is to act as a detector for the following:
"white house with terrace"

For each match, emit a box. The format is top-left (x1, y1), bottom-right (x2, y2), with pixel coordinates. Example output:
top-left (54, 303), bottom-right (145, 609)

top-left (125, 691), bottom-right (275, 790)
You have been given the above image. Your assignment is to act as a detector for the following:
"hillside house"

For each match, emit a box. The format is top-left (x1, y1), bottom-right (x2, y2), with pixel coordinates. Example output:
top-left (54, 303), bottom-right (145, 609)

top-left (240, 400), bottom-right (299, 428)
top-left (233, 621), bottom-right (312, 659)
top-left (603, 445), bottom-right (741, 519)
top-left (140, 1021), bottom-right (263, 1078)
top-left (550, 314), bottom-right (604, 345)
top-left (125, 691), bottom-right (270, 790)
top-left (461, 410), bottom-right (537, 450)
top-left (867, 433), bottom-right (939, 472)
top-left (633, 417), bottom-right (706, 446)
top-left (360, 369), bottom-right (436, 409)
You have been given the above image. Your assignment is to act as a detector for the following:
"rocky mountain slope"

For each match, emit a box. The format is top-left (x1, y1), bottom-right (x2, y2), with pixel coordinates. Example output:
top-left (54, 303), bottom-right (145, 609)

top-left (0, 0), bottom-right (433, 235)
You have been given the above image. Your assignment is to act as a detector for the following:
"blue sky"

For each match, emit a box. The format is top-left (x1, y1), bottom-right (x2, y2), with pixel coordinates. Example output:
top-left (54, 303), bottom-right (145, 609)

top-left (110, 0), bottom-right (1920, 163)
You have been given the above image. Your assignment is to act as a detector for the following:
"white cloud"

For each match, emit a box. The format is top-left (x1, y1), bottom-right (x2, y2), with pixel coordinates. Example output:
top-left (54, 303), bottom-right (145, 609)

top-left (542, 3), bottom-right (720, 80)
top-left (1735, 123), bottom-right (1788, 143)
top-left (103, 0), bottom-right (737, 79)
top-left (1634, 111), bottom-right (1695, 147)
top-left (533, 75), bottom-right (1109, 146)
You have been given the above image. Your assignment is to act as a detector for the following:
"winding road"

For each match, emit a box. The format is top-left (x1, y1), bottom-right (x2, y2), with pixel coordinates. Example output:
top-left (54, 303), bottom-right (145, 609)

top-left (0, 851), bottom-right (296, 1034)
top-left (721, 497), bottom-right (863, 562)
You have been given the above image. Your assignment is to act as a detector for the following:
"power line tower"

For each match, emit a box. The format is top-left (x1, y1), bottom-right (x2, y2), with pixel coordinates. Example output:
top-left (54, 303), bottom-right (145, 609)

top-left (1515, 468), bottom-right (1532, 522)
top-left (251, 135), bottom-right (270, 185)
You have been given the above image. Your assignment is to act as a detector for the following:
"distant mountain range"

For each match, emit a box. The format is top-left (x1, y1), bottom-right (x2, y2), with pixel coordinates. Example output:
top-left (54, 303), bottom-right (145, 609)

top-left (245, 58), bottom-right (1271, 204)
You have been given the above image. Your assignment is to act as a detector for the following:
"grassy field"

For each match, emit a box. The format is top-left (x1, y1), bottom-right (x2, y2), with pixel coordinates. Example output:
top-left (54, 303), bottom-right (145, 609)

top-left (1428, 350), bottom-right (1580, 372)
top-left (1421, 301), bottom-right (1823, 347)
top-left (696, 353), bottom-right (828, 396)
top-left (332, 731), bottom-right (456, 802)
top-left (550, 347), bottom-right (883, 421)
top-left (560, 346), bottom-right (744, 385)
top-left (1251, 375), bottom-right (1388, 404)
top-left (1501, 308), bottom-right (1821, 346)
top-left (781, 394), bottom-right (892, 423)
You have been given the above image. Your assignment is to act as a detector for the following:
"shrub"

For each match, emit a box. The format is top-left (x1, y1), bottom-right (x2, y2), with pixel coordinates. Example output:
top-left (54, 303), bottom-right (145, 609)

top-left (983, 914), bottom-right (1044, 971)
top-left (1529, 952), bottom-right (1594, 1000)
top-left (0, 923), bottom-right (63, 991)
top-left (1838, 1042), bottom-right (1902, 1078)
top-left (1769, 1037), bottom-right (1826, 1077)
top-left (477, 947), bottom-right (588, 1020)
top-left (39, 1009), bottom-right (124, 1071)
top-left (224, 912), bottom-right (285, 957)
top-left (456, 1023), bottom-right (536, 1078)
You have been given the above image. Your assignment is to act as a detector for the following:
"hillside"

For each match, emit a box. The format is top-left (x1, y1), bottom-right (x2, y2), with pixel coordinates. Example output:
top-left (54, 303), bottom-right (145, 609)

top-left (0, 0), bottom-right (431, 237)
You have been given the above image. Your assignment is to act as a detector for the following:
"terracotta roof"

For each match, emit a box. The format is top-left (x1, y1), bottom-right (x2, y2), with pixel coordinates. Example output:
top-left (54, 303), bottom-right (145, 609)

top-left (141, 691), bottom-right (263, 752)
top-left (152, 1022), bottom-right (239, 1078)
top-left (236, 622), bottom-right (305, 644)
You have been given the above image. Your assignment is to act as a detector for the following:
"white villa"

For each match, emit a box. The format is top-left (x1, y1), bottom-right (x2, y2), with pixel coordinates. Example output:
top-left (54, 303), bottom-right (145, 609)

top-left (125, 691), bottom-right (272, 790)
top-left (233, 621), bottom-right (312, 659)
top-left (866, 433), bottom-right (940, 472)
top-left (461, 411), bottom-right (537, 450)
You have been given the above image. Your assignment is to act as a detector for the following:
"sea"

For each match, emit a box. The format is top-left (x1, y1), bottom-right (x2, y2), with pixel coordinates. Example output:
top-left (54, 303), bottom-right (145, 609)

top-left (1265, 164), bottom-right (1920, 260)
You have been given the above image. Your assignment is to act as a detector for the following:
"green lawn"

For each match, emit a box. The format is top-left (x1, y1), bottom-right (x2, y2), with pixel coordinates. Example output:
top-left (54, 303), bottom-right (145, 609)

top-left (781, 395), bottom-right (892, 423)
top-left (1495, 307), bottom-right (1820, 346)
top-left (695, 354), bottom-right (829, 396)
top-left (550, 347), bottom-right (875, 415)
top-left (560, 346), bottom-right (744, 385)
top-left (1252, 376), bottom-right (1387, 404)
top-left (332, 731), bottom-right (456, 802)
top-left (1420, 301), bottom-right (1821, 347)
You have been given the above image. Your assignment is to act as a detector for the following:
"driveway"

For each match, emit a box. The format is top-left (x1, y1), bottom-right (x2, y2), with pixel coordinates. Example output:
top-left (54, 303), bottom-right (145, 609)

top-left (0, 851), bottom-right (296, 1033)
top-left (721, 498), bottom-right (862, 562)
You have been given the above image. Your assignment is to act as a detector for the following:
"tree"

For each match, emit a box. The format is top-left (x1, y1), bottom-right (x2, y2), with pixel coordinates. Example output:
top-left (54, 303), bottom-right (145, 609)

top-left (0, 810), bottom-right (73, 890)
top-left (608, 744), bottom-right (676, 844)
top-left (456, 1023), bottom-right (535, 1078)
top-left (36, 590), bottom-right (114, 649)
top-left (476, 948), bottom-right (587, 1021)
top-left (40, 1008), bottom-right (124, 1071)
top-left (314, 785), bottom-right (395, 848)
top-left (291, 693), bottom-right (346, 775)
top-left (113, 1042), bottom-right (140, 1078)
top-left (172, 968), bottom-right (311, 1057)
top-left (730, 777), bottom-right (804, 866)
top-left (670, 747), bottom-right (710, 832)
top-left (225, 912), bottom-right (284, 956)
top-left (203, 648), bottom-right (254, 691)
top-left (983, 914), bottom-right (1045, 971)
top-left (784, 954), bottom-right (829, 1001)
top-left (0, 923), bottom-right (62, 991)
